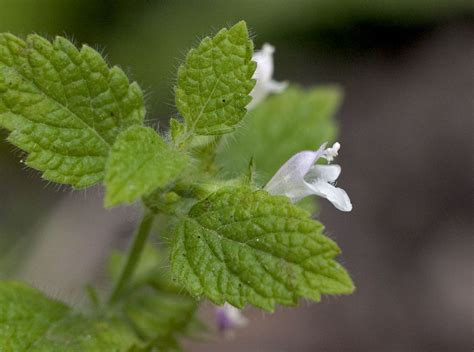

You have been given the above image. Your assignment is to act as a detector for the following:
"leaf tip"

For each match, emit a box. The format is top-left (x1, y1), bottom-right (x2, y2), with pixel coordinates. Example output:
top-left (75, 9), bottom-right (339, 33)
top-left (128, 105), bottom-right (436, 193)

top-left (228, 20), bottom-right (250, 40)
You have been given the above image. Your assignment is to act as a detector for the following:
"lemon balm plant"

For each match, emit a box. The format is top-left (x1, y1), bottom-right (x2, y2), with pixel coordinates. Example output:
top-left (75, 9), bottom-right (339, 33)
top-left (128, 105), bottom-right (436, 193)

top-left (0, 21), bottom-right (354, 351)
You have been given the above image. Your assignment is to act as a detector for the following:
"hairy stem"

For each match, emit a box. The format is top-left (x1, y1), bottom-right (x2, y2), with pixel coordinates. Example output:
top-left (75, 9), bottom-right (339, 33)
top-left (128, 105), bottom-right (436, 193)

top-left (108, 211), bottom-right (154, 304)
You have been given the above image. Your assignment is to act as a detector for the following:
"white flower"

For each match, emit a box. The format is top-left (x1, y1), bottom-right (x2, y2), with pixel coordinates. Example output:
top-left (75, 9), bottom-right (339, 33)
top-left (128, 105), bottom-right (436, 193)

top-left (264, 142), bottom-right (352, 212)
top-left (215, 303), bottom-right (248, 335)
top-left (248, 43), bottom-right (287, 109)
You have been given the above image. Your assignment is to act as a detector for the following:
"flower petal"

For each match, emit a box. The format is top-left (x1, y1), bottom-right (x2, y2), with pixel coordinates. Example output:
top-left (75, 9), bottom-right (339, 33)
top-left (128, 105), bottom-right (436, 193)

top-left (306, 180), bottom-right (352, 211)
top-left (216, 303), bottom-right (247, 334)
top-left (266, 79), bottom-right (288, 94)
top-left (252, 43), bottom-right (275, 83)
top-left (268, 178), bottom-right (314, 203)
top-left (248, 43), bottom-right (287, 109)
top-left (306, 164), bottom-right (341, 183)
top-left (265, 145), bottom-right (327, 200)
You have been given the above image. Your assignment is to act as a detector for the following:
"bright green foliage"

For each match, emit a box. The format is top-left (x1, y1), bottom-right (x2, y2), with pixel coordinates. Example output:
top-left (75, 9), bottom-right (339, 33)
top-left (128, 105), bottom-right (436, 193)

top-left (0, 34), bottom-right (145, 188)
top-left (0, 22), bottom-right (355, 351)
top-left (104, 126), bottom-right (189, 207)
top-left (0, 281), bottom-right (139, 351)
top-left (170, 187), bottom-right (354, 312)
top-left (175, 21), bottom-right (256, 137)
top-left (216, 86), bottom-right (341, 183)
top-left (108, 245), bottom-right (202, 351)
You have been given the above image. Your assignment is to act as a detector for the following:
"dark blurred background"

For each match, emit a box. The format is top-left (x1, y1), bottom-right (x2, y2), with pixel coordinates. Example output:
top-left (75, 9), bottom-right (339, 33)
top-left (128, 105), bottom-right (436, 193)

top-left (0, 1), bottom-right (473, 351)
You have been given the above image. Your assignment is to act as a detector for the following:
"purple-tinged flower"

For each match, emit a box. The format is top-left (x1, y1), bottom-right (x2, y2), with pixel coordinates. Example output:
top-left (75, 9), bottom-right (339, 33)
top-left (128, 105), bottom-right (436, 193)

top-left (265, 142), bottom-right (352, 212)
top-left (215, 303), bottom-right (248, 335)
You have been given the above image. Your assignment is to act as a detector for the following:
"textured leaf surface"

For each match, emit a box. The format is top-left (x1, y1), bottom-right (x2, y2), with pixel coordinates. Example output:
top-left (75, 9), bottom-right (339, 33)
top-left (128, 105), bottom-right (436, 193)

top-left (170, 187), bottom-right (354, 311)
top-left (216, 86), bottom-right (341, 183)
top-left (0, 34), bottom-right (145, 188)
top-left (104, 126), bottom-right (188, 207)
top-left (0, 281), bottom-right (139, 351)
top-left (175, 21), bottom-right (256, 136)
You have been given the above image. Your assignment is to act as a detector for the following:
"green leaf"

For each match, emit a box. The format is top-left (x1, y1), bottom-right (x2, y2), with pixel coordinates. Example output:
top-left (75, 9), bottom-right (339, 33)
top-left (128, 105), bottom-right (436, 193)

top-left (169, 118), bottom-right (185, 144)
top-left (170, 187), bottom-right (354, 312)
top-left (108, 245), bottom-right (203, 350)
top-left (104, 126), bottom-right (189, 207)
top-left (175, 21), bottom-right (256, 137)
top-left (216, 86), bottom-right (341, 184)
top-left (123, 287), bottom-right (198, 342)
top-left (0, 34), bottom-right (145, 188)
top-left (0, 281), bottom-right (139, 351)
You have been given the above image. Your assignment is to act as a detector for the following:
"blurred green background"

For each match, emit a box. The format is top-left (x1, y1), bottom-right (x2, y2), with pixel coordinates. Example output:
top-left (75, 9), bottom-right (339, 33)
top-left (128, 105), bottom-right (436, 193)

top-left (1, 1), bottom-right (473, 351)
